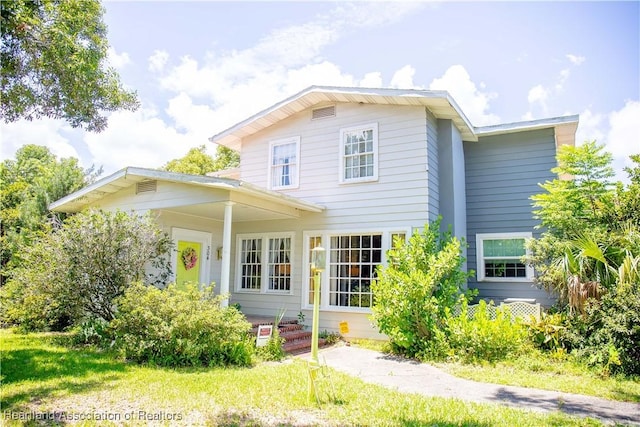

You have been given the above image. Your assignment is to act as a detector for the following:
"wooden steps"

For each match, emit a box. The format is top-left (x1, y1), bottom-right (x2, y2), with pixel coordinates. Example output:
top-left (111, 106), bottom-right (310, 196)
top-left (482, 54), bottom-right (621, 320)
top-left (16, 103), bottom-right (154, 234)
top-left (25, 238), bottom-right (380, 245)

top-left (248, 316), bottom-right (327, 354)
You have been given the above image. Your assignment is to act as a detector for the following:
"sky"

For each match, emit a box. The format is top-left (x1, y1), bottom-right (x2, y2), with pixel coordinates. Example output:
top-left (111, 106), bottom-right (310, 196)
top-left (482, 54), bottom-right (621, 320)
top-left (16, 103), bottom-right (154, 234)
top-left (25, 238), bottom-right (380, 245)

top-left (1, 1), bottom-right (639, 182)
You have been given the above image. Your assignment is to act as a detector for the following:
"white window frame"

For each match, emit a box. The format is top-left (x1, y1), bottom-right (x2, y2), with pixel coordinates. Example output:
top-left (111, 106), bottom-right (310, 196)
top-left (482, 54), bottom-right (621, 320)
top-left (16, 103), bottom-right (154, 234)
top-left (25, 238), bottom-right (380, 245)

top-left (268, 136), bottom-right (300, 190)
top-left (236, 232), bottom-right (295, 294)
top-left (302, 228), bottom-right (410, 312)
top-left (339, 123), bottom-right (379, 184)
top-left (476, 232), bottom-right (534, 282)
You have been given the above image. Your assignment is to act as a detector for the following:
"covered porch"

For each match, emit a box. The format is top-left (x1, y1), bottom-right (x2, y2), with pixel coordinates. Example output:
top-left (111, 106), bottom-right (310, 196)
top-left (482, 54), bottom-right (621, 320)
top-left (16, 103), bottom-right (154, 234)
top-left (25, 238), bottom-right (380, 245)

top-left (49, 167), bottom-right (324, 304)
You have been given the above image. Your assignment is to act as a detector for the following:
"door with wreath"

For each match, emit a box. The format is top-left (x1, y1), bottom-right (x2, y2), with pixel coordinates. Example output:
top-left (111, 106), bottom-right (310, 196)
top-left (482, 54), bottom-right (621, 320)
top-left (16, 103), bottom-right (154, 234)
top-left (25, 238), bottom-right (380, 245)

top-left (172, 228), bottom-right (211, 290)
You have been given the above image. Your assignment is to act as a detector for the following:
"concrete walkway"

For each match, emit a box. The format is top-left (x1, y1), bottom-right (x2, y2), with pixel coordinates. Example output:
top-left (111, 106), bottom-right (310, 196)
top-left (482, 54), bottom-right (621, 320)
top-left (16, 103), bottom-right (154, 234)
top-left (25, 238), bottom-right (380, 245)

top-left (303, 345), bottom-right (640, 426)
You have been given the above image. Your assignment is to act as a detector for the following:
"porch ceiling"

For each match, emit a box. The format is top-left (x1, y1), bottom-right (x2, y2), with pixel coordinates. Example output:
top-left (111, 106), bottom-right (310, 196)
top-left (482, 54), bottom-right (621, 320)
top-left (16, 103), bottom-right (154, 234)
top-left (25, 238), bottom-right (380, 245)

top-left (161, 199), bottom-right (304, 222)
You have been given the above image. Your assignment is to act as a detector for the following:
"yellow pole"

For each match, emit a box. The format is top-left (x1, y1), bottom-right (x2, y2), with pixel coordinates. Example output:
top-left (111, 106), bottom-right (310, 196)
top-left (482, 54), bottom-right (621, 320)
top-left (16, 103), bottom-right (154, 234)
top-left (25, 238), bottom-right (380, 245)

top-left (310, 269), bottom-right (320, 363)
top-left (308, 269), bottom-right (320, 402)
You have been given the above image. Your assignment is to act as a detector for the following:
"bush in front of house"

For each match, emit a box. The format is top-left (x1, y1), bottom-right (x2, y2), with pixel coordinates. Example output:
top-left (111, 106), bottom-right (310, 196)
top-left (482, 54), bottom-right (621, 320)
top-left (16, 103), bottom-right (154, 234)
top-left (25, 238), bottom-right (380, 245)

top-left (110, 282), bottom-right (255, 367)
top-left (445, 299), bottom-right (528, 363)
top-left (0, 209), bottom-right (172, 331)
top-left (370, 218), bottom-right (475, 359)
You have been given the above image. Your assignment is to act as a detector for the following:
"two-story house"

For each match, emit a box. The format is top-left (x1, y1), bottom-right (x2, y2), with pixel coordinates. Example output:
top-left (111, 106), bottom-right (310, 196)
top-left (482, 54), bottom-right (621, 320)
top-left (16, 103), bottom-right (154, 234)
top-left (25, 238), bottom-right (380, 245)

top-left (51, 86), bottom-right (578, 338)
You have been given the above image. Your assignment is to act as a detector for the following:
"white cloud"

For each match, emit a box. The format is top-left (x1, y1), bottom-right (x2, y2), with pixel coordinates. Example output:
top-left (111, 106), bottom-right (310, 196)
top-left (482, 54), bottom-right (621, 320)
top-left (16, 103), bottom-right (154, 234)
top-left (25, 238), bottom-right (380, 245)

top-left (107, 47), bottom-right (131, 69)
top-left (0, 118), bottom-right (80, 161)
top-left (148, 50), bottom-right (169, 73)
top-left (360, 72), bottom-right (383, 88)
top-left (575, 109), bottom-right (605, 146)
top-left (429, 65), bottom-right (500, 126)
top-left (607, 100), bottom-right (640, 180)
top-left (83, 108), bottom-right (198, 173)
top-left (566, 54), bottom-right (586, 66)
top-left (157, 3), bottom-right (422, 104)
top-left (575, 101), bottom-right (640, 183)
top-left (526, 84), bottom-right (550, 117)
top-left (390, 65), bottom-right (419, 89)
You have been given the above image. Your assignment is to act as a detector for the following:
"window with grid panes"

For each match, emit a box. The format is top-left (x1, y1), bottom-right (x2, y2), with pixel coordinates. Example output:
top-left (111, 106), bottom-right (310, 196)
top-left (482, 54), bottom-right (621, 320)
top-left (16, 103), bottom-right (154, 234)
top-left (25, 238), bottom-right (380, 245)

top-left (307, 236), bottom-right (322, 305)
top-left (267, 236), bottom-right (291, 291)
top-left (340, 123), bottom-right (378, 183)
top-left (329, 234), bottom-right (382, 308)
top-left (269, 137), bottom-right (299, 189)
top-left (239, 238), bottom-right (262, 290)
top-left (476, 233), bottom-right (533, 281)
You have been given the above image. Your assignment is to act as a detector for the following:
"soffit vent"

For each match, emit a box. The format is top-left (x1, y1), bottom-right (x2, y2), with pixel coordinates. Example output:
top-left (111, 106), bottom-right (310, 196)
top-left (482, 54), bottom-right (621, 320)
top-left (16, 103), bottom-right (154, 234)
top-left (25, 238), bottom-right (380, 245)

top-left (311, 105), bottom-right (336, 120)
top-left (136, 180), bottom-right (157, 194)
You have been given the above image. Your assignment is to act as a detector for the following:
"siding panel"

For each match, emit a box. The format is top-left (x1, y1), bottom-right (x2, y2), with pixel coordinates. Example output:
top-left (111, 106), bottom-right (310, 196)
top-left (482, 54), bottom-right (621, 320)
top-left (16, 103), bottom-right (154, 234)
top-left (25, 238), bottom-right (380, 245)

top-left (464, 128), bottom-right (557, 307)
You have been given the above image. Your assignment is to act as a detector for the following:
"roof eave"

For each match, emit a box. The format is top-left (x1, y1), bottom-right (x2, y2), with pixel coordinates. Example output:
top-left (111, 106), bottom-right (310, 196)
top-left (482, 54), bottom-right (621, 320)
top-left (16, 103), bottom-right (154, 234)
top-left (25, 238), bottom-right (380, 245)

top-left (209, 86), bottom-right (479, 149)
top-left (49, 167), bottom-right (324, 214)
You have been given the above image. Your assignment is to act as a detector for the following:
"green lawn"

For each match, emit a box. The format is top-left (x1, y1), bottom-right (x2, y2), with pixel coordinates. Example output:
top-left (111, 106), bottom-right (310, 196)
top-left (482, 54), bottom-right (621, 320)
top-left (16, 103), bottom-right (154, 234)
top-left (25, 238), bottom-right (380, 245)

top-left (1, 330), bottom-right (607, 426)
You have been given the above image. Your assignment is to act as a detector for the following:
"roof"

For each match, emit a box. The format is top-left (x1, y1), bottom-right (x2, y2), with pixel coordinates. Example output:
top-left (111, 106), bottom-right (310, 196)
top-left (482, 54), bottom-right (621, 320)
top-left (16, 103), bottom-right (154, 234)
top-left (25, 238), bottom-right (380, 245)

top-left (49, 167), bottom-right (324, 214)
top-left (209, 85), bottom-right (477, 150)
top-left (475, 115), bottom-right (580, 148)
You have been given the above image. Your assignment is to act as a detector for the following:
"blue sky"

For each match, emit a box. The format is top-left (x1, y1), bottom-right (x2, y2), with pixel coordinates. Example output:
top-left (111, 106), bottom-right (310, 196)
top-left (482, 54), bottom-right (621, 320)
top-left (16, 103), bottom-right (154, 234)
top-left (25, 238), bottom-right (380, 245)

top-left (2, 1), bottom-right (638, 181)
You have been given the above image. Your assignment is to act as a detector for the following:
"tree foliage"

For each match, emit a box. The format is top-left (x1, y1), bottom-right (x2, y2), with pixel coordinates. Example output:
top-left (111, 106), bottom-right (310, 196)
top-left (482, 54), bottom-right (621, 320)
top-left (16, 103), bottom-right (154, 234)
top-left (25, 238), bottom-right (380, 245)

top-left (0, 144), bottom-right (99, 284)
top-left (531, 141), bottom-right (615, 238)
top-left (527, 143), bottom-right (640, 374)
top-left (1, 0), bottom-right (138, 131)
top-left (162, 145), bottom-right (239, 175)
top-left (370, 219), bottom-right (473, 358)
top-left (1, 209), bottom-right (172, 330)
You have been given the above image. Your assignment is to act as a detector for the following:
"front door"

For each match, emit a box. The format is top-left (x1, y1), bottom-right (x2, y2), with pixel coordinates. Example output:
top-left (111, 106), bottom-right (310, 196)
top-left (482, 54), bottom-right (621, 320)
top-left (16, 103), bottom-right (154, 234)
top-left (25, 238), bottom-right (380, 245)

top-left (172, 228), bottom-right (211, 290)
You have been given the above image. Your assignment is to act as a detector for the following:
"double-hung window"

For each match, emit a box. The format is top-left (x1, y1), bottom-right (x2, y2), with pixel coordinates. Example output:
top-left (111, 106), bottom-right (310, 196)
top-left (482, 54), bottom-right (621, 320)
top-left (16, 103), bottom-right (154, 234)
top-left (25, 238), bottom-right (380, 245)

top-left (340, 123), bottom-right (378, 183)
top-left (269, 137), bottom-right (300, 189)
top-left (476, 232), bottom-right (534, 281)
top-left (237, 233), bottom-right (293, 293)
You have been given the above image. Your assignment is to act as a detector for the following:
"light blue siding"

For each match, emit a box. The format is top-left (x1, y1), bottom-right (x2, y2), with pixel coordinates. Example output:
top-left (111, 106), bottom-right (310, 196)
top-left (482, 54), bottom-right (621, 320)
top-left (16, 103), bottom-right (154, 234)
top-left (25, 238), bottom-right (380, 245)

top-left (464, 128), bottom-right (558, 306)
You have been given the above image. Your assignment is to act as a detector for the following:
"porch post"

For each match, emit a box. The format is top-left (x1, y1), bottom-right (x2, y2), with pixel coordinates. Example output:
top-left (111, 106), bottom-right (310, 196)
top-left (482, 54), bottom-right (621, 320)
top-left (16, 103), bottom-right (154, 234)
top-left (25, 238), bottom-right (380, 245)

top-left (220, 201), bottom-right (234, 307)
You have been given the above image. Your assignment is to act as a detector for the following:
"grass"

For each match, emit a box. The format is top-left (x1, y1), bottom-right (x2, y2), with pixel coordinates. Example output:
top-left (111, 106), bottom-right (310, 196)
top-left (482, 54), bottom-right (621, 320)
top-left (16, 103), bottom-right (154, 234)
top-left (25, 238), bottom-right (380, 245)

top-left (438, 350), bottom-right (640, 403)
top-left (0, 329), bottom-right (605, 426)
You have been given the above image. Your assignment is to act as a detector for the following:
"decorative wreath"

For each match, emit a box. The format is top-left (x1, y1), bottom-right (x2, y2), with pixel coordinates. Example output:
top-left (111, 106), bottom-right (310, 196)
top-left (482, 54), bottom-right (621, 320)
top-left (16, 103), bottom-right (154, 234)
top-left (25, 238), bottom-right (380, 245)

top-left (181, 247), bottom-right (198, 270)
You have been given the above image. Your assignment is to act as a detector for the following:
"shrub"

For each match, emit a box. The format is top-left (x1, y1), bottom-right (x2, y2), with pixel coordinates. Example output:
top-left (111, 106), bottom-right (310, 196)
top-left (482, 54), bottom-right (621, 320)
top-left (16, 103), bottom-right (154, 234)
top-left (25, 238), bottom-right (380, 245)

top-left (445, 300), bottom-right (528, 363)
top-left (526, 312), bottom-right (567, 352)
top-left (1, 209), bottom-right (172, 330)
top-left (577, 280), bottom-right (640, 376)
top-left (111, 282), bottom-right (254, 367)
top-left (72, 318), bottom-right (113, 348)
top-left (371, 218), bottom-right (474, 358)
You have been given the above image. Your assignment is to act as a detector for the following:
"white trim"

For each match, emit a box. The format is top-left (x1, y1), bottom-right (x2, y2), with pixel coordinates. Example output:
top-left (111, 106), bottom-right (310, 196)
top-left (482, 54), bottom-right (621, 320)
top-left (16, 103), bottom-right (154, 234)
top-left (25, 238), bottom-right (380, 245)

top-left (268, 136), bottom-right (300, 190)
top-left (475, 232), bottom-right (534, 282)
top-left (339, 122), bottom-right (379, 184)
top-left (235, 232), bottom-right (295, 295)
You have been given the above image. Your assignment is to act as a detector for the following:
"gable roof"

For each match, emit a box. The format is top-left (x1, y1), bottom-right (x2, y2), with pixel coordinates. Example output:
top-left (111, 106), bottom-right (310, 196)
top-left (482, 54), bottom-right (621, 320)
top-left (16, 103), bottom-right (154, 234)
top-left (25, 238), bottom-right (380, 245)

top-left (209, 86), bottom-right (477, 150)
top-left (49, 167), bottom-right (324, 214)
top-left (209, 86), bottom-right (579, 151)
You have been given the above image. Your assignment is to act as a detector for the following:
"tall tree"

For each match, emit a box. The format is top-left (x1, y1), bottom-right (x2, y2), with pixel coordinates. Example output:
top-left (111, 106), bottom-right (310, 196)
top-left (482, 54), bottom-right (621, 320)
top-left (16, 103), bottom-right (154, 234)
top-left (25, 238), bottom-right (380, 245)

top-left (162, 145), bottom-right (239, 176)
top-left (0, 145), bottom-right (99, 284)
top-left (531, 141), bottom-right (615, 238)
top-left (1, 0), bottom-right (138, 131)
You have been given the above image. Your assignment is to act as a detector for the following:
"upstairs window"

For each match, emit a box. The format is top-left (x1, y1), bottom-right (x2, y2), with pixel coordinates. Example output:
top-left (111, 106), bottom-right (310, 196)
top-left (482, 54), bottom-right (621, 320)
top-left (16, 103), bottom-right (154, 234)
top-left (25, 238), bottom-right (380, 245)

top-left (269, 137), bottom-right (300, 189)
top-left (476, 232), bottom-right (534, 282)
top-left (340, 123), bottom-right (378, 183)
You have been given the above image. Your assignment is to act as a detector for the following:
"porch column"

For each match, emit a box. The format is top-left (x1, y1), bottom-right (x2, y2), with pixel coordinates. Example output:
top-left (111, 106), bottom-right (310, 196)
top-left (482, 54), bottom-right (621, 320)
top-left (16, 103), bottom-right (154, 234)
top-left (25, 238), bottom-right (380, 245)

top-left (220, 201), bottom-right (234, 307)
